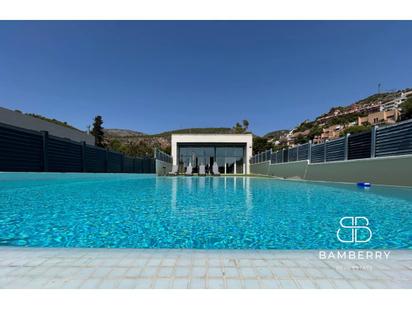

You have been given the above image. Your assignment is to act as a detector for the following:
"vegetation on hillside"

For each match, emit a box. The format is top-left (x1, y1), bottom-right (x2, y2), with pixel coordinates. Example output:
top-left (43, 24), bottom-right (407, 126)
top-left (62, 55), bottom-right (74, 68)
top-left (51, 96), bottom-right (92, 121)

top-left (295, 120), bottom-right (315, 132)
top-left (106, 139), bottom-right (159, 157)
top-left (400, 98), bottom-right (412, 120)
top-left (263, 129), bottom-right (289, 140)
top-left (150, 127), bottom-right (236, 137)
top-left (252, 136), bottom-right (272, 154)
top-left (325, 113), bottom-right (363, 126)
top-left (340, 125), bottom-right (371, 137)
top-left (22, 112), bottom-right (81, 131)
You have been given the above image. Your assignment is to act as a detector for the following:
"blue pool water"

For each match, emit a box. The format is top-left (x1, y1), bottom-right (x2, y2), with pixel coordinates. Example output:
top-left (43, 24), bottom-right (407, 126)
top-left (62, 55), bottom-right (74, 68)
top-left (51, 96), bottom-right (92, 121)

top-left (0, 173), bottom-right (411, 249)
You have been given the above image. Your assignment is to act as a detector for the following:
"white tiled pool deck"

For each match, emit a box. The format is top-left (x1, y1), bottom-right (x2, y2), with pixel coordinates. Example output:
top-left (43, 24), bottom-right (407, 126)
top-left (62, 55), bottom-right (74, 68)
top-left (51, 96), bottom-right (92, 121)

top-left (0, 248), bottom-right (411, 289)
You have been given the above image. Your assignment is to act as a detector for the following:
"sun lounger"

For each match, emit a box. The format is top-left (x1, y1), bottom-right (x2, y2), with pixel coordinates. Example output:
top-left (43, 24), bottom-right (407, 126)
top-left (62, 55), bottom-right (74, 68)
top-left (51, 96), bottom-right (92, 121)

top-left (185, 164), bottom-right (193, 176)
top-left (168, 165), bottom-right (179, 176)
top-left (212, 162), bottom-right (220, 176)
top-left (199, 164), bottom-right (206, 176)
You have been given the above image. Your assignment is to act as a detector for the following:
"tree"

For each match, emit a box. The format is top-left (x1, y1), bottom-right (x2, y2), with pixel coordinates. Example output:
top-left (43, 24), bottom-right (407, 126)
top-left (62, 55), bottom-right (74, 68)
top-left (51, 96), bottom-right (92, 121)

top-left (233, 122), bottom-right (243, 133)
top-left (253, 136), bottom-right (272, 154)
top-left (107, 139), bottom-right (124, 153)
top-left (400, 98), bottom-right (412, 120)
top-left (340, 125), bottom-right (371, 137)
top-left (162, 145), bottom-right (171, 155)
top-left (294, 134), bottom-right (309, 145)
top-left (91, 116), bottom-right (105, 147)
top-left (242, 119), bottom-right (249, 131)
top-left (307, 125), bottom-right (323, 140)
top-left (233, 119), bottom-right (250, 133)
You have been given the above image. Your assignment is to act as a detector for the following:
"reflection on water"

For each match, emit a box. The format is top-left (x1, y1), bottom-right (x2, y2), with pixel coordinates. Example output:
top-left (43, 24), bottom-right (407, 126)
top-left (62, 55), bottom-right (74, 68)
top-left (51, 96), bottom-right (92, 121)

top-left (0, 174), bottom-right (410, 249)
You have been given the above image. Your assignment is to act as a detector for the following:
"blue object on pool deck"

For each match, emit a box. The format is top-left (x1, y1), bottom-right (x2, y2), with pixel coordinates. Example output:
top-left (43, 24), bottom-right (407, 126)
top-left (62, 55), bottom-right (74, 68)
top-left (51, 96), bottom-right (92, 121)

top-left (357, 182), bottom-right (371, 188)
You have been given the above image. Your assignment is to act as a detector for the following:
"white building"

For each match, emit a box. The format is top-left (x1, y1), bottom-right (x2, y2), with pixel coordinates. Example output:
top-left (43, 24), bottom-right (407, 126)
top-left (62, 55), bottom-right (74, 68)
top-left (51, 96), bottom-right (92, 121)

top-left (380, 91), bottom-right (410, 112)
top-left (171, 133), bottom-right (253, 174)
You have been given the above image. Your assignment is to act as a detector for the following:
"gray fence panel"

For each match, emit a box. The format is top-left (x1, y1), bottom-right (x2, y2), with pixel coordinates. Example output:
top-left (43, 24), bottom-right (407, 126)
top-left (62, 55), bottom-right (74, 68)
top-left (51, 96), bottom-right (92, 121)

top-left (276, 151), bottom-right (283, 163)
top-left (348, 131), bottom-right (371, 160)
top-left (288, 147), bottom-right (298, 162)
top-left (85, 145), bottom-right (107, 172)
top-left (265, 150), bottom-right (271, 162)
top-left (0, 123), bottom-right (43, 171)
top-left (311, 143), bottom-right (325, 163)
top-left (0, 121), bottom-right (154, 174)
top-left (141, 158), bottom-right (155, 173)
top-left (123, 156), bottom-right (134, 173)
top-left (326, 138), bottom-right (345, 162)
top-left (107, 151), bottom-right (123, 173)
top-left (297, 143), bottom-right (309, 161)
top-left (271, 151), bottom-right (277, 164)
top-left (48, 136), bottom-right (82, 172)
top-left (134, 158), bottom-right (142, 173)
top-left (155, 149), bottom-right (172, 163)
top-left (282, 149), bottom-right (289, 163)
top-left (375, 120), bottom-right (412, 157)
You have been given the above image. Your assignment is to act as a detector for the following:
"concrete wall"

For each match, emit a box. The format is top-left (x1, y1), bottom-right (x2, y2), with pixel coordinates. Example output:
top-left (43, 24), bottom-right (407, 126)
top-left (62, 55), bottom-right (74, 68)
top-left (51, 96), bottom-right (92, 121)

top-left (250, 161), bottom-right (270, 175)
top-left (251, 155), bottom-right (412, 187)
top-left (0, 107), bottom-right (95, 145)
top-left (267, 160), bottom-right (308, 179)
top-left (156, 159), bottom-right (173, 176)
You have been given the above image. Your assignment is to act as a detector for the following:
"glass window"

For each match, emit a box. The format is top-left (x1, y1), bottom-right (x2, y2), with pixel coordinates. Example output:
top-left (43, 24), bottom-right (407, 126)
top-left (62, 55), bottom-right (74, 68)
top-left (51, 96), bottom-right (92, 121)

top-left (178, 144), bottom-right (245, 174)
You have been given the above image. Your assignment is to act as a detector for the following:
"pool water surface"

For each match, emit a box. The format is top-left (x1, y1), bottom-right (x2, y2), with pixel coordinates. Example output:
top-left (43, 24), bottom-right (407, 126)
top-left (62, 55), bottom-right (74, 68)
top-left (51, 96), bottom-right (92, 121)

top-left (0, 173), bottom-right (411, 249)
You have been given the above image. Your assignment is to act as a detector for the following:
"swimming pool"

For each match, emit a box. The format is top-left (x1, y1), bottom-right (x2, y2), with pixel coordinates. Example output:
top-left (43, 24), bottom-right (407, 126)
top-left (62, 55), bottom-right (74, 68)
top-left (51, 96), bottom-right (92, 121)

top-left (0, 173), bottom-right (411, 249)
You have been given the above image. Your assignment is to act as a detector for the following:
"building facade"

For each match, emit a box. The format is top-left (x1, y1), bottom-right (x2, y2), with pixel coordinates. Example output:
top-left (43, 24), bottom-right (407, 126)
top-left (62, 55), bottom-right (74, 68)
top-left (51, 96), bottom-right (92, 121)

top-left (321, 124), bottom-right (345, 141)
top-left (0, 107), bottom-right (94, 144)
top-left (171, 134), bottom-right (253, 174)
top-left (380, 91), bottom-right (412, 112)
top-left (358, 109), bottom-right (400, 126)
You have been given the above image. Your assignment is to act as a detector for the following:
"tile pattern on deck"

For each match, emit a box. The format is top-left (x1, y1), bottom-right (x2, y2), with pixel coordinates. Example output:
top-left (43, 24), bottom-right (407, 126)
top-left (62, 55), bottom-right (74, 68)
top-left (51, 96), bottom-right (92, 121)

top-left (0, 248), bottom-right (411, 289)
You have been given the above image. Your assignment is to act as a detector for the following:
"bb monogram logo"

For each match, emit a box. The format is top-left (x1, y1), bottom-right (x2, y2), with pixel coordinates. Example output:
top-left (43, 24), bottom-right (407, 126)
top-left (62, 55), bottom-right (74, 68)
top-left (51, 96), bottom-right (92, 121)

top-left (336, 216), bottom-right (372, 243)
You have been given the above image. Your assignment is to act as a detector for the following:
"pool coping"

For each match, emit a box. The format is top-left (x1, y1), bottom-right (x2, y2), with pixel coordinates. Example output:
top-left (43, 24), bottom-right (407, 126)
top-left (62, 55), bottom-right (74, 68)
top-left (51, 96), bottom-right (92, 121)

top-left (1, 248), bottom-right (411, 289)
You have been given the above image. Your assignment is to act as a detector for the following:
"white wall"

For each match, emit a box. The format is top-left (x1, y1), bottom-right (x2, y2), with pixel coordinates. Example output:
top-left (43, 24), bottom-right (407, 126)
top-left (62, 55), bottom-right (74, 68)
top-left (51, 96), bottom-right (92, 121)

top-left (171, 134), bottom-right (253, 173)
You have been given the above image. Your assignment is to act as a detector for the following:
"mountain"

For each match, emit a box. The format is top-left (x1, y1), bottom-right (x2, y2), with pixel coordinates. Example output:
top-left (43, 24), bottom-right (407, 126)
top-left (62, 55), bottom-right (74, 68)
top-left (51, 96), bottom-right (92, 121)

top-left (105, 127), bottom-right (236, 139)
top-left (103, 128), bottom-right (146, 137)
top-left (151, 127), bottom-right (235, 137)
top-left (263, 129), bottom-right (289, 140)
top-left (103, 127), bottom-right (243, 154)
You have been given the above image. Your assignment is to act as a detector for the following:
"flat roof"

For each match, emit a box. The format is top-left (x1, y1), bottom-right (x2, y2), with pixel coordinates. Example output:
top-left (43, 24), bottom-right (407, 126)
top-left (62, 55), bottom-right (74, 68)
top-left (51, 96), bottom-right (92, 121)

top-left (171, 133), bottom-right (253, 136)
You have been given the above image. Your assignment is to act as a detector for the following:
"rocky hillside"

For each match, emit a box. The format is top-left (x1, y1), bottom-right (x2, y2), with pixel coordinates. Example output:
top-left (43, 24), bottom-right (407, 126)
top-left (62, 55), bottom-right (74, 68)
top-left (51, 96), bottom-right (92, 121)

top-left (263, 129), bottom-right (289, 140)
top-left (103, 128), bottom-right (145, 137)
top-left (103, 127), bottom-right (239, 154)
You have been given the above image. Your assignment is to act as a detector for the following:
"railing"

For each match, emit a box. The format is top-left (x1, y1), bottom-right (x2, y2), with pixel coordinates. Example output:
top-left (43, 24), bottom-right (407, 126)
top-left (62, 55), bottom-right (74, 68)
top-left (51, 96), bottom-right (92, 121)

top-left (0, 122), bottom-right (155, 173)
top-left (250, 118), bottom-right (412, 165)
top-left (154, 148), bottom-right (173, 164)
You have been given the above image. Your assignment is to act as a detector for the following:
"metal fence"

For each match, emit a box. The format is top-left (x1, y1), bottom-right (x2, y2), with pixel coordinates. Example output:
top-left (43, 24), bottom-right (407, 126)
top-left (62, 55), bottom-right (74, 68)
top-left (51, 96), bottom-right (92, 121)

top-left (155, 148), bottom-right (173, 164)
top-left (250, 119), bottom-right (412, 165)
top-left (0, 122), bottom-right (155, 173)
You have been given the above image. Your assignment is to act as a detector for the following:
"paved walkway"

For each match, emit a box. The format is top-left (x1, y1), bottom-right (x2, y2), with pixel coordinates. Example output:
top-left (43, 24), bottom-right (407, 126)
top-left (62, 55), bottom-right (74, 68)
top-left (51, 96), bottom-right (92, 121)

top-left (0, 248), bottom-right (411, 288)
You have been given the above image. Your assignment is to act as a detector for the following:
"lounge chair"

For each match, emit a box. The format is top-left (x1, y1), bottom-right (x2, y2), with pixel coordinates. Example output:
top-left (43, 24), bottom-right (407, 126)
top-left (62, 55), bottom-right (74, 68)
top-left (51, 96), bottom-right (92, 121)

top-left (212, 162), bottom-right (220, 176)
top-left (185, 164), bottom-right (193, 176)
top-left (168, 165), bottom-right (179, 176)
top-left (199, 164), bottom-right (206, 176)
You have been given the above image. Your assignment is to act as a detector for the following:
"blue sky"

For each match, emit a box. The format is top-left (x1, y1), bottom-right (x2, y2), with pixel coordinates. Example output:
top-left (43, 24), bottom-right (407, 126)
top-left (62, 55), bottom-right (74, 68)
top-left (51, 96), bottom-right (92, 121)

top-left (0, 21), bottom-right (411, 135)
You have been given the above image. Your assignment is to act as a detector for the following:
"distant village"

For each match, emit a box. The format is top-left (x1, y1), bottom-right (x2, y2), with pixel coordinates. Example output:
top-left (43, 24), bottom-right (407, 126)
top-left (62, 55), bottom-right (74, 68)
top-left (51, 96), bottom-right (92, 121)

top-left (269, 88), bottom-right (412, 148)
